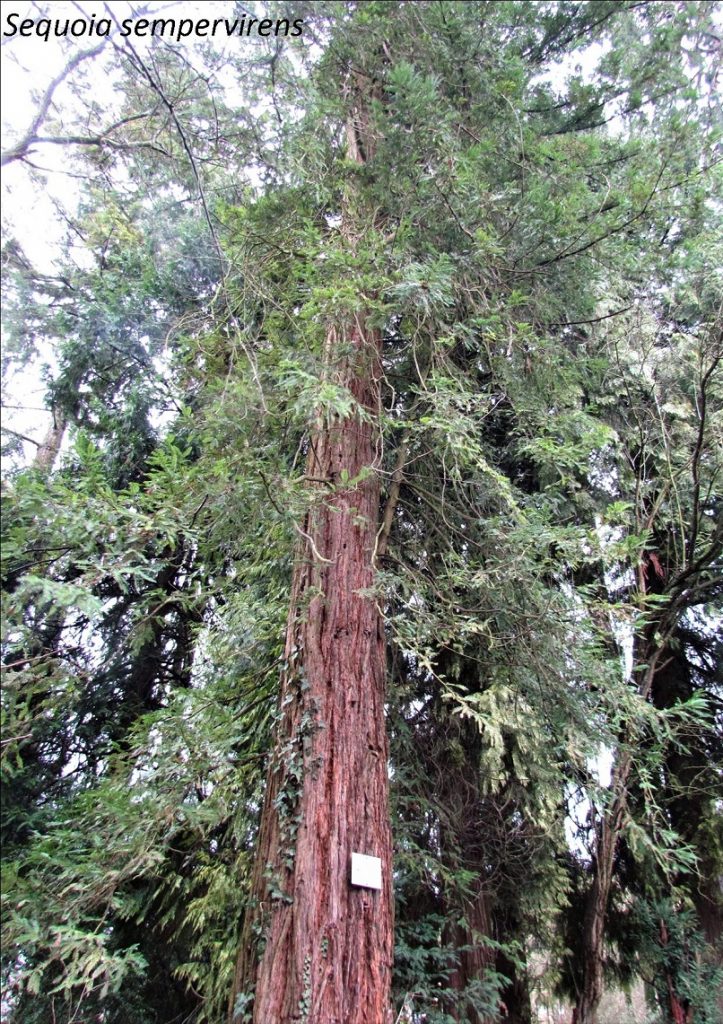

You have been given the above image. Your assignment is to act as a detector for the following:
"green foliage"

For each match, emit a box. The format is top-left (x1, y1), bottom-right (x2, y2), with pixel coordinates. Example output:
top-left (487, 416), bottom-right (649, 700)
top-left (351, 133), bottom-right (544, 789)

top-left (394, 914), bottom-right (507, 1024)
top-left (2, 1), bottom-right (721, 1021)
top-left (629, 900), bottom-right (723, 1023)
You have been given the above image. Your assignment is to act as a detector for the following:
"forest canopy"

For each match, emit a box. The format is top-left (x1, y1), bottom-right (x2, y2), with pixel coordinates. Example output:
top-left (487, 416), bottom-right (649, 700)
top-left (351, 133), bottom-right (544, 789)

top-left (1, 3), bottom-right (721, 1024)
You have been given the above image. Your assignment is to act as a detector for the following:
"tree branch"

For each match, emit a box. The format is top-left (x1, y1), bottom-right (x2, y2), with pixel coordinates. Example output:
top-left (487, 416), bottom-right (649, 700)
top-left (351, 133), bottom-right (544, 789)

top-left (687, 331), bottom-right (721, 566)
top-left (105, 7), bottom-right (225, 270)
top-left (1, 426), bottom-right (41, 448)
top-left (1, 42), bottom-right (107, 167)
top-left (374, 438), bottom-right (408, 565)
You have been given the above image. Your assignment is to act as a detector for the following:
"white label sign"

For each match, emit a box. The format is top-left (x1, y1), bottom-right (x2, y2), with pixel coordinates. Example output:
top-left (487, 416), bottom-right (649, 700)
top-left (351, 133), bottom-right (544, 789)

top-left (350, 852), bottom-right (382, 890)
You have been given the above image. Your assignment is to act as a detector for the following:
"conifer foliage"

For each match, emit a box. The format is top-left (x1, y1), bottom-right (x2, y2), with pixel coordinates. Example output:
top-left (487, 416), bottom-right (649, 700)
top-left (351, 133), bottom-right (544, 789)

top-left (1, 3), bottom-right (721, 1024)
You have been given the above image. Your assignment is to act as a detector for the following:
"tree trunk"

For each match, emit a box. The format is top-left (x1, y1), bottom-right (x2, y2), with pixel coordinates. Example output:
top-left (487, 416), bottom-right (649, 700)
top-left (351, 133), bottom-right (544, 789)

top-left (445, 881), bottom-right (496, 1024)
top-left (575, 637), bottom-right (664, 1024)
top-left (496, 926), bottom-right (532, 1024)
top-left (658, 920), bottom-right (694, 1024)
top-left (430, 662), bottom-right (531, 1024)
top-left (575, 768), bottom-right (628, 1024)
top-left (229, 314), bottom-right (393, 1023)
top-left (33, 408), bottom-right (67, 475)
top-left (438, 719), bottom-right (496, 1024)
top-left (650, 637), bottom-right (722, 1022)
top-left (228, 57), bottom-right (393, 1024)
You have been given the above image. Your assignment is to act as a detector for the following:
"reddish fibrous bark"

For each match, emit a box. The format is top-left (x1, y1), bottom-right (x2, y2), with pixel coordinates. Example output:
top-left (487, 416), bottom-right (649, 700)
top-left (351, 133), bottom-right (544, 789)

top-left (228, 62), bottom-right (394, 1023)
top-left (658, 920), bottom-right (694, 1024)
top-left (229, 315), bottom-right (394, 1024)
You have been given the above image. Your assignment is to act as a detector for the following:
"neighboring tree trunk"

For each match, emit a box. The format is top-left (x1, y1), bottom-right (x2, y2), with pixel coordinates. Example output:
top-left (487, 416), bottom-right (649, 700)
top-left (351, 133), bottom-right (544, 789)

top-left (33, 408), bottom-right (67, 474)
top-left (495, 916), bottom-right (532, 1024)
top-left (228, 312), bottom-right (393, 1023)
top-left (438, 719), bottom-right (496, 1024)
top-left (445, 880), bottom-right (496, 1024)
top-left (575, 751), bottom-right (632, 1024)
top-left (575, 636), bottom-right (667, 1024)
top-left (658, 920), bottom-right (694, 1024)
top-left (429, 662), bottom-right (532, 1024)
top-left (694, 870), bottom-right (723, 1024)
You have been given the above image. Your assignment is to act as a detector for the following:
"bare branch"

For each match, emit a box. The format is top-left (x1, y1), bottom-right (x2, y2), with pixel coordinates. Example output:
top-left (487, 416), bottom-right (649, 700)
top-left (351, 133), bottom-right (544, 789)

top-left (547, 305), bottom-right (634, 328)
top-left (1, 42), bottom-right (107, 167)
top-left (1, 3), bottom-right (163, 167)
top-left (687, 324), bottom-right (722, 566)
top-left (104, 5), bottom-right (225, 270)
top-left (1, 426), bottom-right (42, 448)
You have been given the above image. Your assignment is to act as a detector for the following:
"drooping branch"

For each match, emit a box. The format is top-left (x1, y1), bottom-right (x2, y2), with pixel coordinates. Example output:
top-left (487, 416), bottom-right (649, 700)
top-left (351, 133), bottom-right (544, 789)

top-left (1, 4), bottom-right (164, 168)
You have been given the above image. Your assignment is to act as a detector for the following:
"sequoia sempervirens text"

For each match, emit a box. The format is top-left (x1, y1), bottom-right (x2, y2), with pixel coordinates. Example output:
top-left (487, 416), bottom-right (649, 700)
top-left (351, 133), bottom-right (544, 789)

top-left (2, 12), bottom-right (304, 42)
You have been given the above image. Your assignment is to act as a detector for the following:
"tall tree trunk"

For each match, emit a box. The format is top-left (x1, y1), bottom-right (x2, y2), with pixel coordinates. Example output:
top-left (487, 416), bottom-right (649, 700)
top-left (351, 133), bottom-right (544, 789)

top-left (229, 314), bottom-right (393, 1023)
top-left (495, 919), bottom-right (532, 1024)
top-left (229, 59), bottom-right (393, 1024)
top-left (651, 637), bottom-right (722, 1022)
top-left (437, 718), bottom-right (496, 1024)
top-left (658, 920), bottom-right (694, 1024)
top-left (430, 662), bottom-right (532, 1024)
top-left (445, 881), bottom-right (496, 1024)
top-left (694, 871), bottom-right (723, 1019)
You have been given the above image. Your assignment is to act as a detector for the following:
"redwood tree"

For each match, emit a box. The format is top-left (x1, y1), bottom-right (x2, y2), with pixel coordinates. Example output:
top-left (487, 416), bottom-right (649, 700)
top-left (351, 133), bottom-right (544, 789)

top-left (228, 40), bottom-right (395, 1024)
top-left (2, 5), bottom-right (722, 1024)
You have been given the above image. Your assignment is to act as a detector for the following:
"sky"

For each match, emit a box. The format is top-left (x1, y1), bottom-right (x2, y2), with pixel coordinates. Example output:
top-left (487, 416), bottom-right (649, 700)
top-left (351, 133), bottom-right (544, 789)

top-left (1, 1), bottom-right (252, 266)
